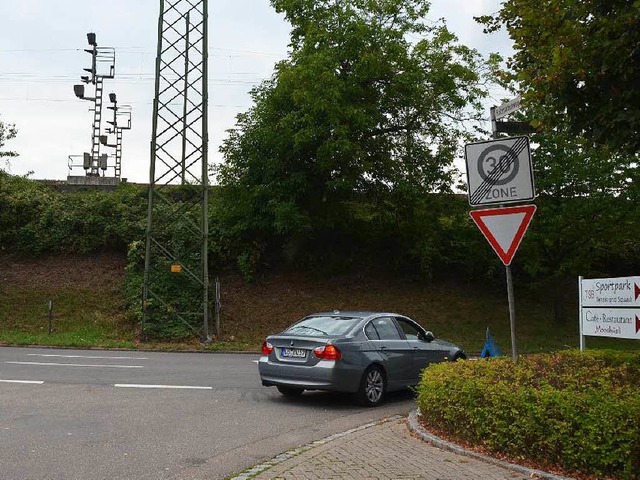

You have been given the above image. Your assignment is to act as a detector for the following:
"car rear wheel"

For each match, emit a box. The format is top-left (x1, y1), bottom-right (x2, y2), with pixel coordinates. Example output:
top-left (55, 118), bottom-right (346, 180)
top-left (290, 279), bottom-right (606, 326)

top-left (357, 365), bottom-right (386, 407)
top-left (277, 386), bottom-right (304, 397)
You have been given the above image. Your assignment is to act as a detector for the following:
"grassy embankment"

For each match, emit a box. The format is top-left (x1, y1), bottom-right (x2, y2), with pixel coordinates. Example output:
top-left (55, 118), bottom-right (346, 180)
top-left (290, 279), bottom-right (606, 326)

top-left (1, 254), bottom-right (638, 353)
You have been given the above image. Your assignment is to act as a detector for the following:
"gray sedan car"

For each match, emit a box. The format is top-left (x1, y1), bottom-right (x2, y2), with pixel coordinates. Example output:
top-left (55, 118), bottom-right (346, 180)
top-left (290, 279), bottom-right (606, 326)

top-left (258, 311), bottom-right (466, 406)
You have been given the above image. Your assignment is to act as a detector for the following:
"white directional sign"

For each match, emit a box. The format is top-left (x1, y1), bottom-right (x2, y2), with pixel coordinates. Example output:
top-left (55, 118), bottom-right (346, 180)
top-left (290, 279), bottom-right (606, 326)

top-left (579, 276), bottom-right (640, 346)
top-left (494, 96), bottom-right (522, 120)
top-left (465, 136), bottom-right (535, 206)
top-left (581, 308), bottom-right (640, 340)
top-left (581, 276), bottom-right (640, 307)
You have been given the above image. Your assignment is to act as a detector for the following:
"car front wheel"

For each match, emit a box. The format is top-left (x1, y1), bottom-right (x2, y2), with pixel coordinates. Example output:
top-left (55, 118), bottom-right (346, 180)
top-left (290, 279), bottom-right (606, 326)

top-left (357, 365), bottom-right (386, 407)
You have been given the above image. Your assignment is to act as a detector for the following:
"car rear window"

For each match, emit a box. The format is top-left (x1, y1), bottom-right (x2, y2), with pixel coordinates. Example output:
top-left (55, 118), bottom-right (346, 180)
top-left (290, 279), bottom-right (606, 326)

top-left (283, 316), bottom-right (360, 337)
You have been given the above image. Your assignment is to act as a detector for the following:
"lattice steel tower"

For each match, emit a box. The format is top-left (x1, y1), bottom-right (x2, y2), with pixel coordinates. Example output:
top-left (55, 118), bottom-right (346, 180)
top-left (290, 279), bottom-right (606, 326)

top-left (143, 0), bottom-right (210, 341)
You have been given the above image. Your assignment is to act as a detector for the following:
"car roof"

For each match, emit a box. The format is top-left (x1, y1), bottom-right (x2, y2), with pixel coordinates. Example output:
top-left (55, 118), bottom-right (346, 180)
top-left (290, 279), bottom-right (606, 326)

top-left (309, 311), bottom-right (403, 319)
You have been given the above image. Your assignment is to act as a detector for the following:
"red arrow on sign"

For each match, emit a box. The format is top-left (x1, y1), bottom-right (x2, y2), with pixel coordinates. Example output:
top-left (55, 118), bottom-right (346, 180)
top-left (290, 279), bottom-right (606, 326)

top-left (636, 315), bottom-right (640, 334)
top-left (635, 283), bottom-right (640, 301)
top-left (470, 205), bottom-right (536, 266)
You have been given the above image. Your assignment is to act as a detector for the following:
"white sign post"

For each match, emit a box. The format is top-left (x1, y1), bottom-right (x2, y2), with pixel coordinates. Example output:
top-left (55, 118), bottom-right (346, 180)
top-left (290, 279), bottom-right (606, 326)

top-left (578, 276), bottom-right (640, 349)
top-left (466, 107), bottom-right (536, 363)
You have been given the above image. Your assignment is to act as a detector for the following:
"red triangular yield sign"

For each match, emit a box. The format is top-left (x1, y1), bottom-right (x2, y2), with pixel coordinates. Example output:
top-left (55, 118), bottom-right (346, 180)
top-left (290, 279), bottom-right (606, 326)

top-left (470, 205), bottom-right (537, 266)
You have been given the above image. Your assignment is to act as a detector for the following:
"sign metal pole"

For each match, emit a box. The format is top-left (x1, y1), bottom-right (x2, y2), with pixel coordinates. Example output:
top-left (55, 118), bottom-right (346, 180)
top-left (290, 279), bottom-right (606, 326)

top-left (578, 276), bottom-right (585, 351)
top-left (491, 106), bottom-right (518, 362)
top-left (506, 264), bottom-right (518, 361)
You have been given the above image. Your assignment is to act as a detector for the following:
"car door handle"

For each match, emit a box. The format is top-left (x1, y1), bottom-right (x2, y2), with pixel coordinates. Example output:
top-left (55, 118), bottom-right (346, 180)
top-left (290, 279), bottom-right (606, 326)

top-left (380, 346), bottom-right (388, 351)
top-left (413, 347), bottom-right (419, 351)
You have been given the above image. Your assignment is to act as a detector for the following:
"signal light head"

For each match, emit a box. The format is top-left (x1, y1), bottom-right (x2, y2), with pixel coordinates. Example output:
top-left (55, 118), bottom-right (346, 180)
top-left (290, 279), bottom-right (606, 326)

top-left (73, 84), bottom-right (85, 99)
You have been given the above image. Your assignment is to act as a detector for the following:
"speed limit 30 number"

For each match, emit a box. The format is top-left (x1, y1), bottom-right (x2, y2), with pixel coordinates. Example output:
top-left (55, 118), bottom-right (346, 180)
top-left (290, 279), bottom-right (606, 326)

top-left (478, 145), bottom-right (519, 185)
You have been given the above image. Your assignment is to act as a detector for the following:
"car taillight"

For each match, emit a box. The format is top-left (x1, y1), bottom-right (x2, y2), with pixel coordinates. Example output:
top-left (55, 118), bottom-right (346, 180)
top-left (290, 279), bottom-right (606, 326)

top-left (261, 341), bottom-right (273, 355)
top-left (313, 345), bottom-right (342, 361)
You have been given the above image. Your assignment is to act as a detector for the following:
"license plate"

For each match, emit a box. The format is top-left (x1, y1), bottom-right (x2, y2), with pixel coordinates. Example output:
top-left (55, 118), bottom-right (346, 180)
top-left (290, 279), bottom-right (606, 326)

top-left (281, 348), bottom-right (306, 358)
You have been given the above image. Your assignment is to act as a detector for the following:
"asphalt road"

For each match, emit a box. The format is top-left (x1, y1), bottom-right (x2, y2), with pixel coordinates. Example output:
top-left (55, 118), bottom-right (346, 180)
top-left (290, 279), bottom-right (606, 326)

top-left (0, 346), bottom-right (415, 480)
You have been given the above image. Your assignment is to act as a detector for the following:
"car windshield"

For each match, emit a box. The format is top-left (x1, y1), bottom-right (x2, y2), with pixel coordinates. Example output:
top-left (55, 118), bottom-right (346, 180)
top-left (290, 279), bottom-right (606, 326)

top-left (283, 316), bottom-right (360, 337)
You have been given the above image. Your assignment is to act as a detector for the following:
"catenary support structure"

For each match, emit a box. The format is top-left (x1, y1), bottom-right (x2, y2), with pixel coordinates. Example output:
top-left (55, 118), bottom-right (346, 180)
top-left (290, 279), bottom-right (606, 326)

top-left (143, 0), bottom-right (211, 341)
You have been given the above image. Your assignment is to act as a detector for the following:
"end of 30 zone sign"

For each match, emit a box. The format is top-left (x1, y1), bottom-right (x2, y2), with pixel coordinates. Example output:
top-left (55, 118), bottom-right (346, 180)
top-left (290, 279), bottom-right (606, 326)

top-left (465, 136), bottom-right (535, 207)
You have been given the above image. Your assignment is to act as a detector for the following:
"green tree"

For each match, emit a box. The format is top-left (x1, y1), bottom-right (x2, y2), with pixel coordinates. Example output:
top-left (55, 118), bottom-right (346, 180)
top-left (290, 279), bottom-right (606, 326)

top-left (216, 0), bottom-right (489, 273)
top-left (479, 86), bottom-right (639, 322)
top-left (477, 0), bottom-right (640, 155)
top-left (475, 0), bottom-right (640, 319)
top-left (519, 122), bottom-right (640, 323)
top-left (0, 115), bottom-right (18, 171)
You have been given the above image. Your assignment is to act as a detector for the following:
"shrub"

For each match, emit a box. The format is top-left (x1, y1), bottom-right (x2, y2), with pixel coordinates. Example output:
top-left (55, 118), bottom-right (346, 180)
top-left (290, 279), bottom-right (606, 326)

top-left (416, 350), bottom-right (640, 479)
top-left (123, 215), bottom-right (209, 341)
top-left (0, 174), bottom-right (147, 254)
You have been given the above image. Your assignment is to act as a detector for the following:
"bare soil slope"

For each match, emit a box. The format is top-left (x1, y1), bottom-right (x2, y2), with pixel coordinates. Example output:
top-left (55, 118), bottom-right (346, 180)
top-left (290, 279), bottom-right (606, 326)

top-left (2, 253), bottom-right (126, 290)
top-left (0, 253), bottom-right (583, 353)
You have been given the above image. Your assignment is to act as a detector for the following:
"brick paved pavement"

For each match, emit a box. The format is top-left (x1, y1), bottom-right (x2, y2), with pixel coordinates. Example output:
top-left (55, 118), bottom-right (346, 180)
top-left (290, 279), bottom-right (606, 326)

top-left (231, 414), bottom-right (571, 480)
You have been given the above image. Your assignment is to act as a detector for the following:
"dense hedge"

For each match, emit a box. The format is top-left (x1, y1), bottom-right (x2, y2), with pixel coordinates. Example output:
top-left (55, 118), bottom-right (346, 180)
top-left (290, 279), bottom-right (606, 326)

top-left (0, 174), bottom-right (147, 254)
top-left (2, 173), bottom-right (639, 284)
top-left (0, 173), bottom-right (497, 279)
top-left (416, 350), bottom-right (640, 479)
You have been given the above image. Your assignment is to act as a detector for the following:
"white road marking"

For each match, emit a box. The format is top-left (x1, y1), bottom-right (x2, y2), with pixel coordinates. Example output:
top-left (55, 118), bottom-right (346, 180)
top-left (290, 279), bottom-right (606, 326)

top-left (6, 362), bottom-right (143, 369)
top-left (114, 384), bottom-right (212, 390)
top-left (0, 379), bottom-right (44, 384)
top-left (252, 360), bottom-right (259, 363)
top-left (28, 354), bottom-right (148, 360)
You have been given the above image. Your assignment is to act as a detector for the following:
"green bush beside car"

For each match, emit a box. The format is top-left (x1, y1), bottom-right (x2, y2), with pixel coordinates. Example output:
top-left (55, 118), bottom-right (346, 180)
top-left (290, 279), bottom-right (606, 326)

top-left (416, 350), bottom-right (640, 479)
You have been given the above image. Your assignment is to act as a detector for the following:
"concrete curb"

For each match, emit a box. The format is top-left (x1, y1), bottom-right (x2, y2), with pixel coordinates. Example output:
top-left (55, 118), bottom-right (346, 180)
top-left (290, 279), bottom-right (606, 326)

top-left (407, 410), bottom-right (574, 480)
top-left (229, 411), bottom-right (575, 480)
top-left (227, 415), bottom-right (403, 480)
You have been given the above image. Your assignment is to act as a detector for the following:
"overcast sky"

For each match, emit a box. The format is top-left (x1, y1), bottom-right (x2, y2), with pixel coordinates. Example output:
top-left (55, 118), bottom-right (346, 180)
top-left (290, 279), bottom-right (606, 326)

top-left (0, 0), bottom-right (512, 182)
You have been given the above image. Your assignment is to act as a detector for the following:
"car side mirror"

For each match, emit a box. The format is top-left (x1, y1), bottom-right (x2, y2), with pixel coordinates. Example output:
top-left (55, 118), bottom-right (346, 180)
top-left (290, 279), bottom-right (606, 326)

top-left (421, 331), bottom-right (435, 342)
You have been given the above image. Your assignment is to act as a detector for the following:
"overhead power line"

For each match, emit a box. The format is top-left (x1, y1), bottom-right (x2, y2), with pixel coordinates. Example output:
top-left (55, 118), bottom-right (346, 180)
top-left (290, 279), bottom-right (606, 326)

top-left (0, 73), bottom-right (265, 82)
top-left (0, 46), bottom-right (286, 58)
top-left (0, 97), bottom-right (249, 108)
